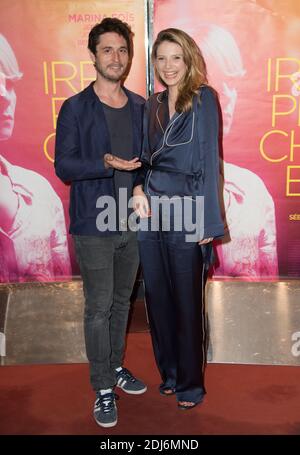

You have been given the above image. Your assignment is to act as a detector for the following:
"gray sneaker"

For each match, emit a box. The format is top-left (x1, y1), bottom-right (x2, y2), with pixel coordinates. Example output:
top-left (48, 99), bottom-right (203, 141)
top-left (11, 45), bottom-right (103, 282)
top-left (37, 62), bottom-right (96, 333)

top-left (116, 367), bottom-right (147, 394)
top-left (94, 392), bottom-right (118, 428)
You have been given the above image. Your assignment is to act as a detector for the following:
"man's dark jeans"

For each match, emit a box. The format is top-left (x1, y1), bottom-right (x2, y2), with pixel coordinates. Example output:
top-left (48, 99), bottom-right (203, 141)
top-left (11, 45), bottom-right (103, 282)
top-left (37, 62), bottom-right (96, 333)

top-left (73, 231), bottom-right (139, 391)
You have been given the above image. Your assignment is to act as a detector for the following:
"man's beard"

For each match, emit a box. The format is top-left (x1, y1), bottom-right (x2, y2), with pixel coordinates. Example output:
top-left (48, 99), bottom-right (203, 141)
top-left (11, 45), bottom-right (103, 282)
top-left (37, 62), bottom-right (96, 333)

top-left (94, 61), bottom-right (126, 82)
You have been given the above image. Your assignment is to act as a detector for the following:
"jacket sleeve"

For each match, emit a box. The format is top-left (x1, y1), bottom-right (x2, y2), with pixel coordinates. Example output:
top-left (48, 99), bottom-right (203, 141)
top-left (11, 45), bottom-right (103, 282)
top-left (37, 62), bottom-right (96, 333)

top-left (134, 102), bottom-right (150, 188)
top-left (200, 88), bottom-right (224, 239)
top-left (54, 100), bottom-right (114, 183)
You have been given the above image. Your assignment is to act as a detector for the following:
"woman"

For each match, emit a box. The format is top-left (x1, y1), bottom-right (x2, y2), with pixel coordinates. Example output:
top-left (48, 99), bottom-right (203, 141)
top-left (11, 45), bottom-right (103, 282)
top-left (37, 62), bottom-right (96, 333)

top-left (133, 28), bottom-right (224, 409)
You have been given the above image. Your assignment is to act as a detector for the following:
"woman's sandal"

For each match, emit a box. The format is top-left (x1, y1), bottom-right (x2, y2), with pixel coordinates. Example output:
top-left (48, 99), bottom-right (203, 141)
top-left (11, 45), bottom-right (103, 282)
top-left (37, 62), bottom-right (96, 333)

top-left (160, 388), bottom-right (176, 396)
top-left (177, 401), bottom-right (199, 410)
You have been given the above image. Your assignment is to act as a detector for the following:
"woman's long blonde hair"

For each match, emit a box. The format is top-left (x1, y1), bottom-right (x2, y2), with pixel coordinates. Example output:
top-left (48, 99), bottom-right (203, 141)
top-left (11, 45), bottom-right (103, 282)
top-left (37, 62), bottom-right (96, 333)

top-left (151, 28), bottom-right (208, 112)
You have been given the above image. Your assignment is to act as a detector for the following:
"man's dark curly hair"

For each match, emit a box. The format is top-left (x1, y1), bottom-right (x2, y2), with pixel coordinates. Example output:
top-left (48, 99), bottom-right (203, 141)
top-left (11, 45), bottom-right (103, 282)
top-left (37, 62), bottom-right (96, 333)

top-left (88, 17), bottom-right (133, 58)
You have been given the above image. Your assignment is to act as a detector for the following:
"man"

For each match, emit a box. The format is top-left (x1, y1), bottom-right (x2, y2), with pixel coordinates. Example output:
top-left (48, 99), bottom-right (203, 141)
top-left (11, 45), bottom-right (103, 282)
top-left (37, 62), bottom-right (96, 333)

top-left (0, 34), bottom-right (71, 282)
top-left (55, 18), bottom-right (146, 429)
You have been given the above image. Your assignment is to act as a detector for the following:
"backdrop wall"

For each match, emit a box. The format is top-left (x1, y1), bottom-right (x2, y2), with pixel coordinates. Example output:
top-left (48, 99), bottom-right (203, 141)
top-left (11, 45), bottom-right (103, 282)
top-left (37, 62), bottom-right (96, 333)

top-left (152, 0), bottom-right (300, 279)
top-left (0, 0), bottom-right (147, 282)
top-left (0, 0), bottom-right (299, 282)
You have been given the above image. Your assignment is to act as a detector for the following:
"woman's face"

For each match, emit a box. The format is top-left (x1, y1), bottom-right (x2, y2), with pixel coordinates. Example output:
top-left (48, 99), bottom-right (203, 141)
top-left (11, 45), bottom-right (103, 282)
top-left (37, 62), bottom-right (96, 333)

top-left (0, 72), bottom-right (17, 141)
top-left (155, 40), bottom-right (187, 89)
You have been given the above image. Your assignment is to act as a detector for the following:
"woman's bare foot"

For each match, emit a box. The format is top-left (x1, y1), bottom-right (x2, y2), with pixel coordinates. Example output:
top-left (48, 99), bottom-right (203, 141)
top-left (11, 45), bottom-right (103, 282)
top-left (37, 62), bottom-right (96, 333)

top-left (177, 400), bottom-right (198, 410)
top-left (160, 388), bottom-right (175, 396)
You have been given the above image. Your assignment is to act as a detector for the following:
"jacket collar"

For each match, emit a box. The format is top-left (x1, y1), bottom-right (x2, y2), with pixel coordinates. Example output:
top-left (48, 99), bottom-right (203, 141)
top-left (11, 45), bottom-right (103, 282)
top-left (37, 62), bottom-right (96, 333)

top-left (84, 81), bottom-right (137, 105)
top-left (84, 82), bottom-right (142, 154)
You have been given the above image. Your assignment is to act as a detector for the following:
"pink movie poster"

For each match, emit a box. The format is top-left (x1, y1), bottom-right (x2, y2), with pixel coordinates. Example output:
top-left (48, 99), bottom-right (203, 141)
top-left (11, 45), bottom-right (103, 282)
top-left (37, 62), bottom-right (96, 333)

top-left (153, 0), bottom-right (300, 279)
top-left (1, 0), bottom-right (299, 283)
top-left (0, 0), bottom-right (146, 283)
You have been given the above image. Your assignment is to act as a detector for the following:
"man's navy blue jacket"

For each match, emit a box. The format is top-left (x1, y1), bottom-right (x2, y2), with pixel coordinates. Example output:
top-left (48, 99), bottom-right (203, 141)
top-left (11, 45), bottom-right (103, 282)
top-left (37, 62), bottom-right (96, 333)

top-left (55, 82), bottom-right (145, 236)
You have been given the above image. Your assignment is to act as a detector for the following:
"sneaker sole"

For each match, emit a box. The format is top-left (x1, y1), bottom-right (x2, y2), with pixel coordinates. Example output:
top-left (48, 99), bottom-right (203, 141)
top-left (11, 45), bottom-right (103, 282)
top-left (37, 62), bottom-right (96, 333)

top-left (116, 384), bottom-right (147, 395)
top-left (94, 414), bottom-right (118, 428)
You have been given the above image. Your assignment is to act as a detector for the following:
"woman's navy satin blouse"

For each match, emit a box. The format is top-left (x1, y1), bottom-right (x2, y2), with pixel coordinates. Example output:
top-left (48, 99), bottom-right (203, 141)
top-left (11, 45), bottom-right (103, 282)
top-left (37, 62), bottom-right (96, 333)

top-left (135, 85), bottom-right (224, 240)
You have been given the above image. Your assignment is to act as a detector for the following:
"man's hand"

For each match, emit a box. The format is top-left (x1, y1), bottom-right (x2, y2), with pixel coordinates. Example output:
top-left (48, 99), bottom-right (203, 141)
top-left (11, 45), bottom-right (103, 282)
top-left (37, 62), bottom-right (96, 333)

top-left (133, 185), bottom-right (151, 218)
top-left (198, 237), bottom-right (214, 245)
top-left (104, 154), bottom-right (141, 171)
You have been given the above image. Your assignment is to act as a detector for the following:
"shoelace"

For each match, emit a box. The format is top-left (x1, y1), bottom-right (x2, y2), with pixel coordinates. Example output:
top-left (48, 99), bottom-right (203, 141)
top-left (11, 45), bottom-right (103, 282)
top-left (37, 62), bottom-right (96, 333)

top-left (95, 392), bottom-right (118, 414)
top-left (118, 368), bottom-right (136, 383)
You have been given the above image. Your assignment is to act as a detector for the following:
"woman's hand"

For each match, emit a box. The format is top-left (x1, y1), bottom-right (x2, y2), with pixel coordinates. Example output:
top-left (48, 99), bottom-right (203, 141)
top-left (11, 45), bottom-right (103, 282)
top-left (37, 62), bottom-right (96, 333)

top-left (104, 154), bottom-right (141, 171)
top-left (198, 237), bottom-right (213, 245)
top-left (133, 185), bottom-right (151, 218)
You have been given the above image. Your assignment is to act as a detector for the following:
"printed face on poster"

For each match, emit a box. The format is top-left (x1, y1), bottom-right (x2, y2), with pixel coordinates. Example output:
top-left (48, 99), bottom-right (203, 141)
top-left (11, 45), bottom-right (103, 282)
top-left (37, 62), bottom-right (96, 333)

top-left (152, 0), bottom-right (300, 279)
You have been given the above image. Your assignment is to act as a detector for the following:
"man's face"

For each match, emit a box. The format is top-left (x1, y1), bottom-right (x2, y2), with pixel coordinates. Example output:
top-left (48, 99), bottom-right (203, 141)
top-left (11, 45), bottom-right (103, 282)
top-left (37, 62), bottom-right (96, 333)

top-left (0, 72), bottom-right (17, 141)
top-left (90, 32), bottom-right (129, 83)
